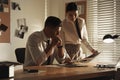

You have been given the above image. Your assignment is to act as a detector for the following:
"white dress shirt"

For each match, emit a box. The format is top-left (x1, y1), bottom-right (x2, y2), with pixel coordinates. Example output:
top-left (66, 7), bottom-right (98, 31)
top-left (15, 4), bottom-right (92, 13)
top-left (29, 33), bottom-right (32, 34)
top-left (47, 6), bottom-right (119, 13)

top-left (61, 17), bottom-right (88, 44)
top-left (24, 31), bottom-right (68, 67)
top-left (61, 17), bottom-right (94, 58)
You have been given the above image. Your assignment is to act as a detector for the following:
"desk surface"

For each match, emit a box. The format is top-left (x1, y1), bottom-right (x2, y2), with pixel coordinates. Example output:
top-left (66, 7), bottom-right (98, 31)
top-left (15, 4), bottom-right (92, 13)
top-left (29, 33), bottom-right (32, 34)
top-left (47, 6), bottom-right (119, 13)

top-left (14, 63), bottom-right (115, 80)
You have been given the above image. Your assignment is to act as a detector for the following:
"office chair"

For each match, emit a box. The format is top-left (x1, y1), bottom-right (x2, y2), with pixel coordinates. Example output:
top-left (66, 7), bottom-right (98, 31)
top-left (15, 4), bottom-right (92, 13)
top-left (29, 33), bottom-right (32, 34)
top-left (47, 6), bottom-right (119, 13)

top-left (15, 48), bottom-right (38, 73)
top-left (115, 68), bottom-right (120, 80)
top-left (15, 48), bottom-right (25, 64)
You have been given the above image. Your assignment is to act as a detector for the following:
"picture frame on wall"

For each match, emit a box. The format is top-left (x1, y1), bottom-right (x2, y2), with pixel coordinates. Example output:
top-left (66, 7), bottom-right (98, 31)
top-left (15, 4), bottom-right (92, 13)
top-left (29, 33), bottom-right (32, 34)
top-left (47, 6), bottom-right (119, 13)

top-left (0, 0), bottom-right (9, 12)
top-left (15, 18), bottom-right (28, 39)
top-left (0, 0), bottom-right (8, 5)
top-left (77, 4), bottom-right (85, 15)
top-left (76, 1), bottom-right (86, 21)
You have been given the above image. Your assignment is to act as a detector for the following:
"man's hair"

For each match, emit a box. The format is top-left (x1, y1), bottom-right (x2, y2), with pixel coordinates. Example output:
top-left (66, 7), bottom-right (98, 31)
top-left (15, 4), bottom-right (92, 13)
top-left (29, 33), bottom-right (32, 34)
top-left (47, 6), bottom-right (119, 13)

top-left (45, 16), bottom-right (61, 28)
top-left (66, 2), bottom-right (78, 12)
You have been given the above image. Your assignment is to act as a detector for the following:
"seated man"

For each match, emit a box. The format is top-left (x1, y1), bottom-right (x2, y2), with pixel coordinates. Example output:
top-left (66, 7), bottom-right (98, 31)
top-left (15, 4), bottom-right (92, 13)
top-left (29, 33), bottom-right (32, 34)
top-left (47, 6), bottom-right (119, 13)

top-left (24, 16), bottom-right (70, 68)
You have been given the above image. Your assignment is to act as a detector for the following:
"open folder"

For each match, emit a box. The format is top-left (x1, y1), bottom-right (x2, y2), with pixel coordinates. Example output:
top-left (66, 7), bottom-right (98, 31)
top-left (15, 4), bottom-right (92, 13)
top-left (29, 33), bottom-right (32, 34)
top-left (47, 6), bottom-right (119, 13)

top-left (80, 52), bottom-right (100, 63)
top-left (57, 63), bottom-right (88, 67)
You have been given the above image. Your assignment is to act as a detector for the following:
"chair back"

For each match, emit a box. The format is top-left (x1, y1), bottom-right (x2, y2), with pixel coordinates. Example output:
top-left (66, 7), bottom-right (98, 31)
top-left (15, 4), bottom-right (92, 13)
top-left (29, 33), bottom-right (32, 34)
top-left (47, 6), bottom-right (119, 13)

top-left (15, 48), bottom-right (25, 64)
top-left (115, 68), bottom-right (120, 80)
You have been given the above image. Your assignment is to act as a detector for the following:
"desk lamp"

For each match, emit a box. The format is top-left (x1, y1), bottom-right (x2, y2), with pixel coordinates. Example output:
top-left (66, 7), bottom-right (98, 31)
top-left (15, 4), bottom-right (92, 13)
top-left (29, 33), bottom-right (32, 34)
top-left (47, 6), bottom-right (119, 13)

top-left (96, 34), bottom-right (120, 68)
top-left (103, 34), bottom-right (120, 43)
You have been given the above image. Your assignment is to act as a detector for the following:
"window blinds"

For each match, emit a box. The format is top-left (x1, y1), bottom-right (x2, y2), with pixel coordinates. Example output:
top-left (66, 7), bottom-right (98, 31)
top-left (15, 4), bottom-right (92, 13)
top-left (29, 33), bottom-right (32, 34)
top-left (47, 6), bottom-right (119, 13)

top-left (87, 0), bottom-right (120, 63)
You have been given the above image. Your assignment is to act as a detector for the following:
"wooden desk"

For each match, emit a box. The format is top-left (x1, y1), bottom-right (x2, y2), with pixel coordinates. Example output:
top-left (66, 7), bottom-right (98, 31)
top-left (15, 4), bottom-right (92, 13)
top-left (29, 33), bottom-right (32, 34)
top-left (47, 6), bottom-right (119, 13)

top-left (13, 63), bottom-right (115, 80)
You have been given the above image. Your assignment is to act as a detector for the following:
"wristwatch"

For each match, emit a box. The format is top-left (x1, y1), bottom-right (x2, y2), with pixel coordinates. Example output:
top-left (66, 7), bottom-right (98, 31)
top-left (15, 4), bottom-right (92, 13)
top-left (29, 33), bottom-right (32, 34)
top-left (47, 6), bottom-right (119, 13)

top-left (57, 45), bottom-right (63, 48)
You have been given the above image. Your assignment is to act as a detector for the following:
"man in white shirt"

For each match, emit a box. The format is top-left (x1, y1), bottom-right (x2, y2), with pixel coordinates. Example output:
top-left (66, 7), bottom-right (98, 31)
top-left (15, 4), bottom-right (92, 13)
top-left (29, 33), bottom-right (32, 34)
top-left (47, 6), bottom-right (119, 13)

top-left (61, 2), bottom-right (99, 61)
top-left (24, 16), bottom-right (70, 67)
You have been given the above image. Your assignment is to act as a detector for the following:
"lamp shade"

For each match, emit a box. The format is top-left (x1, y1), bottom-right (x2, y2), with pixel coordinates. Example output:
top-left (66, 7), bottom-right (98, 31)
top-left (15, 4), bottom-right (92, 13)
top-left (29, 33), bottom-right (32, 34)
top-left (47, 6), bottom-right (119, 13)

top-left (103, 34), bottom-right (114, 43)
top-left (103, 34), bottom-right (120, 43)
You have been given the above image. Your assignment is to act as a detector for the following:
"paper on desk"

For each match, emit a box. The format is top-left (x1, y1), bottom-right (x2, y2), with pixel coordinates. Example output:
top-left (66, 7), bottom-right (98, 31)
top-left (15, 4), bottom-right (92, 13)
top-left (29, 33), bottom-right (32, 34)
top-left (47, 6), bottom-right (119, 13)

top-left (80, 52), bottom-right (100, 63)
top-left (57, 63), bottom-right (88, 67)
top-left (44, 65), bottom-right (61, 68)
top-left (79, 58), bottom-right (93, 63)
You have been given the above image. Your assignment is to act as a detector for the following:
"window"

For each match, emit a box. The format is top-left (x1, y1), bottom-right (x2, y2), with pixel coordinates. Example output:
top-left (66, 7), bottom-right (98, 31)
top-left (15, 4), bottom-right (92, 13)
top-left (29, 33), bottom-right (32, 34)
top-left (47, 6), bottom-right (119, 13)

top-left (87, 0), bottom-right (120, 64)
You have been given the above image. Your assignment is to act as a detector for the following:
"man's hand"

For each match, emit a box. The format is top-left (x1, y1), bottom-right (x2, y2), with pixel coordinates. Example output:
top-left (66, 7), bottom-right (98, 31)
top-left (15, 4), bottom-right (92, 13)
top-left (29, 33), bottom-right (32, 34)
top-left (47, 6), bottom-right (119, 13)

top-left (51, 35), bottom-right (63, 48)
top-left (45, 36), bottom-right (62, 57)
top-left (64, 58), bottom-right (74, 64)
top-left (56, 36), bottom-right (63, 47)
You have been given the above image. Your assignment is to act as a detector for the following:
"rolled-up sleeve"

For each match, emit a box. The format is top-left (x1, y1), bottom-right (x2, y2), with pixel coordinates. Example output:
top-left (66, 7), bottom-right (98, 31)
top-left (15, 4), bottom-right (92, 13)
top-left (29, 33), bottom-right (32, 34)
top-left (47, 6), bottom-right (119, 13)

top-left (27, 44), bottom-right (47, 65)
top-left (55, 47), bottom-right (70, 64)
top-left (25, 33), bottom-right (48, 66)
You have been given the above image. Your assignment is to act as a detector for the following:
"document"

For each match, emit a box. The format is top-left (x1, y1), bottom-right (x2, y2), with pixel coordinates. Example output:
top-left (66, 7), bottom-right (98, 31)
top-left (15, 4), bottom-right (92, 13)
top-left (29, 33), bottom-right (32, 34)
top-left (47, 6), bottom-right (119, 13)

top-left (80, 52), bottom-right (100, 63)
top-left (57, 63), bottom-right (88, 67)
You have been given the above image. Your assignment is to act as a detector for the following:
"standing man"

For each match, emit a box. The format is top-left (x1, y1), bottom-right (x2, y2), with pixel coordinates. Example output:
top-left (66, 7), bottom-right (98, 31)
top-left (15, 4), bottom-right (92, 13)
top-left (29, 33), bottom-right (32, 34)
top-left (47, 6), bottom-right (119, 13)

top-left (61, 2), bottom-right (99, 61)
top-left (24, 16), bottom-right (70, 67)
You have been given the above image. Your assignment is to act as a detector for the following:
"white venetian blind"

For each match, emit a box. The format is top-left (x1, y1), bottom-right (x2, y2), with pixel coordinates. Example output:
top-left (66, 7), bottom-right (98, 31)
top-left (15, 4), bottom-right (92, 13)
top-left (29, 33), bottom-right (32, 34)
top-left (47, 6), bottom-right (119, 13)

top-left (87, 0), bottom-right (120, 63)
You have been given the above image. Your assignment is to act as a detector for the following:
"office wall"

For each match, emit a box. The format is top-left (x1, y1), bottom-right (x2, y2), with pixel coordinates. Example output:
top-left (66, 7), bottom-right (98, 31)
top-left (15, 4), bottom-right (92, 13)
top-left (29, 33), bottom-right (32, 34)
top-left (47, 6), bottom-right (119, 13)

top-left (47, 0), bottom-right (85, 20)
top-left (0, 0), bottom-right (85, 62)
top-left (0, 0), bottom-right (46, 61)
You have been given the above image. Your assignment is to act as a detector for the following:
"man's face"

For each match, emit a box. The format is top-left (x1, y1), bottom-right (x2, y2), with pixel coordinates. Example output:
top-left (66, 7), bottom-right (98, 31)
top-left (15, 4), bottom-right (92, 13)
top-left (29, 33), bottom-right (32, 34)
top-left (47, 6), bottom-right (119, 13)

top-left (66, 10), bottom-right (78, 22)
top-left (50, 27), bottom-right (61, 38)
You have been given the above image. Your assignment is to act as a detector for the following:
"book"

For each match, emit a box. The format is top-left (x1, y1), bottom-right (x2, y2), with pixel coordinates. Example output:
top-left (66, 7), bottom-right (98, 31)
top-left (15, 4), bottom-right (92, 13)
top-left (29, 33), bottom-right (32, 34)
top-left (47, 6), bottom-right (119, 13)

top-left (0, 64), bottom-right (14, 78)
top-left (0, 61), bottom-right (21, 65)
